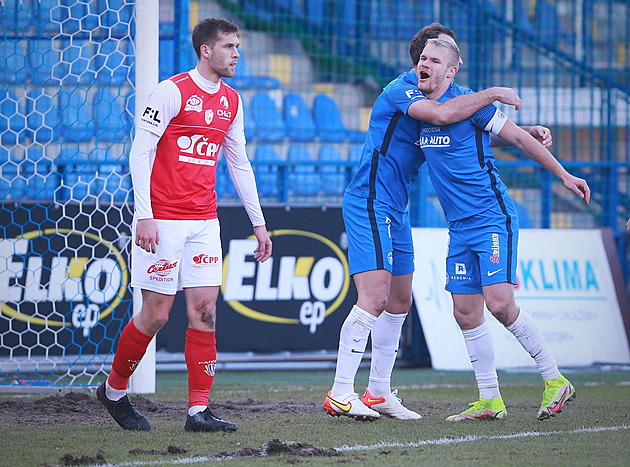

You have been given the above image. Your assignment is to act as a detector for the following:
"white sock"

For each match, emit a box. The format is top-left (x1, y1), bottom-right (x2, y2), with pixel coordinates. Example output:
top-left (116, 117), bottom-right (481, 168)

top-left (105, 381), bottom-right (127, 402)
top-left (506, 310), bottom-right (560, 381)
top-left (188, 405), bottom-right (207, 416)
top-left (462, 321), bottom-right (501, 400)
top-left (367, 311), bottom-right (407, 397)
top-left (331, 305), bottom-right (377, 397)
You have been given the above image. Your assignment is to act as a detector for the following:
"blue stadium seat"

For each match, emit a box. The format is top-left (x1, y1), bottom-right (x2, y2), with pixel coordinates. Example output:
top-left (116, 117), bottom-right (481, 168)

top-left (241, 97), bottom-right (256, 141)
top-left (287, 144), bottom-right (318, 197)
top-left (22, 156), bottom-right (58, 201)
top-left (318, 145), bottom-right (345, 197)
top-left (58, 164), bottom-right (97, 202)
top-left (93, 87), bottom-right (128, 142)
top-left (515, 201), bottom-right (534, 228)
top-left (96, 39), bottom-right (133, 86)
top-left (95, 164), bottom-right (131, 203)
top-left (1, 0), bottom-right (35, 30)
top-left (0, 88), bottom-right (27, 146)
top-left (392, 0), bottom-right (419, 39)
top-left (534, 0), bottom-right (575, 44)
top-left (421, 202), bottom-right (447, 228)
top-left (253, 145), bottom-right (281, 199)
top-left (56, 144), bottom-right (89, 168)
top-left (283, 93), bottom-right (316, 142)
top-left (0, 163), bottom-right (25, 201)
top-left (250, 92), bottom-right (286, 142)
top-left (418, 0), bottom-right (435, 25)
top-left (26, 88), bottom-right (61, 144)
top-left (97, 0), bottom-right (133, 36)
top-left (59, 40), bottom-right (98, 86)
top-left (223, 52), bottom-right (281, 90)
top-left (348, 144), bottom-right (363, 162)
top-left (313, 94), bottom-right (347, 142)
top-left (215, 161), bottom-right (239, 200)
top-left (59, 87), bottom-right (95, 143)
top-left (0, 40), bottom-right (30, 85)
top-left (29, 39), bottom-right (66, 85)
top-left (368, 0), bottom-right (395, 39)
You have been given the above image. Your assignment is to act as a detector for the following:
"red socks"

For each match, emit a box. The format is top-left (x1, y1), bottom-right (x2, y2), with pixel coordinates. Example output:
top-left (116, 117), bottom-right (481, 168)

top-left (109, 319), bottom-right (154, 390)
top-left (185, 327), bottom-right (217, 408)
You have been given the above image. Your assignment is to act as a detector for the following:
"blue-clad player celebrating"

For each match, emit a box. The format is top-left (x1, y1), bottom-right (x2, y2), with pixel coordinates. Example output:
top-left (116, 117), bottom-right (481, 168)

top-left (416, 38), bottom-right (589, 421)
top-left (323, 27), bottom-right (529, 420)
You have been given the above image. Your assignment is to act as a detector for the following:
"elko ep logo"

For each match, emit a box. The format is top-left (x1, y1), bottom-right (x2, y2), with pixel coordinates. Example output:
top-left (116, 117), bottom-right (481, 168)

top-left (221, 230), bottom-right (350, 334)
top-left (0, 229), bottom-right (129, 337)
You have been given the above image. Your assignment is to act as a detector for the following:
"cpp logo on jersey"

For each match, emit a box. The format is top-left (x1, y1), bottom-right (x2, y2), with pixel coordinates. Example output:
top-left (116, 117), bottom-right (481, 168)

top-left (0, 229), bottom-right (129, 338)
top-left (184, 94), bottom-right (204, 113)
top-left (222, 230), bottom-right (350, 334)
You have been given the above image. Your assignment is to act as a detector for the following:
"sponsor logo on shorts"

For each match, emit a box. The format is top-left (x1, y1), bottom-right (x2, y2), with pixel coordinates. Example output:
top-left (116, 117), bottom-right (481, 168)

top-left (490, 233), bottom-right (500, 263)
top-left (455, 263), bottom-right (467, 275)
top-left (193, 254), bottom-right (220, 267)
top-left (147, 259), bottom-right (177, 282)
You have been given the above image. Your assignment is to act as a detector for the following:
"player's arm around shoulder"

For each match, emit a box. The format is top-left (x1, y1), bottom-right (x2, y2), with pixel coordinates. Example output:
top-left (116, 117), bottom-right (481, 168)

top-left (497, 119), bottom-right (591, 205)
top-left (407, 87), bottom-right (521, 126)
top-left (253, 225), bottom-right (272, 262)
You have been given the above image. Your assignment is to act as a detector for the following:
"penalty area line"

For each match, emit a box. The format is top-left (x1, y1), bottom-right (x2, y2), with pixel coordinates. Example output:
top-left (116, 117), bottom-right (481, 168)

top-left (336, 424), bottom-right (630, 452)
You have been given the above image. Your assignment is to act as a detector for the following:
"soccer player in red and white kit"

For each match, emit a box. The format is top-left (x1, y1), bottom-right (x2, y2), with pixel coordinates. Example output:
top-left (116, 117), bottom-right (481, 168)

top-left (97, 18), bottom-right (272, 432)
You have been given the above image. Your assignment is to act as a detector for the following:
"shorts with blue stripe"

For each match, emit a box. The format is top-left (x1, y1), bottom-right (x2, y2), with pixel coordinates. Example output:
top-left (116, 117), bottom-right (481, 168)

top-left (343, 192), bottom-right (414, 276)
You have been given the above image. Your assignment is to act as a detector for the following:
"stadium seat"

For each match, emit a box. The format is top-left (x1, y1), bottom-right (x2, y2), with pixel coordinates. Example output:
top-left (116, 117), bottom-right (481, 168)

top-left (59, 40), bottom-right (98, 86)
top-left (283, 93), bottom-right (317, 142)
top-left (535, 0), bottom-right (575, 44)
top-left (0, 88), bottom-right (27, 146)
top-left (318, 145), bottom-right (345, 197)
top-left (26, 88), bottom-right (61, 144)
top-left (515, 201), bottom-right (534, 228)
top-left (368, 0), bottom-right (395, 39)
top-left (313, 94), bottom-right (347, 143)
top-left (287, 144), bottom-right (318, 197)
top-left (250, 92), bottom-right (286, 142)
top-left (95, 39), bottom-right (133, 86)
top-left (22, 157), bottom-right (58, 201)
top-left (0, 40), bottom-right (30, 85)
top-left (29, 39), bottom-right (65, 85)
top-left (97, 0), bottom-right (133, 36)
top-left (253, 144), bottom-right (281, 200)
top-left (242, 98), bottom-right (256, 141)
top-left (421, 201), bottom-right (447, 228)
top-left (93, 87), bottom-right (128, 142)
top-left (348, 144), bottom-right (363, 162)
top-left (0, 163), bottom-right (24, 201)
top-left (223, 52), bottom-right (281, 90)
top-left (95, 164), bottom-right (131, 203)
top-left (59, 164), bottom-right (98, 202)
top-left (59, 87), bottom-right (95, 143)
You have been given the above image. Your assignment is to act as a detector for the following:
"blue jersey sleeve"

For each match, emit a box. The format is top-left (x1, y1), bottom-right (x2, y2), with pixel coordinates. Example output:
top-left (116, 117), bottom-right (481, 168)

top-left (470, 103), bottom-right (499, 130)
top-left (384, 72), bottom-right (427, 115)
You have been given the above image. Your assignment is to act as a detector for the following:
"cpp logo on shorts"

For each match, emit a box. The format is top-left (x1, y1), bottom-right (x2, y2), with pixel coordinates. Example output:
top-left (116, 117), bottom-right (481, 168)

top-left (193, 254), bottom-right (220, 267)
top-left (147, 259), bottom-right (177, 282)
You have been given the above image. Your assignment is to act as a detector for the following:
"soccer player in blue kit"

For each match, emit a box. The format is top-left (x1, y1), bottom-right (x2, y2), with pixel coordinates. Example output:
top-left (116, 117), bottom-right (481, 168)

top-left (322, 25), bottom-right (542, 420)
top-left (415, 38), bottom-right (590, 421)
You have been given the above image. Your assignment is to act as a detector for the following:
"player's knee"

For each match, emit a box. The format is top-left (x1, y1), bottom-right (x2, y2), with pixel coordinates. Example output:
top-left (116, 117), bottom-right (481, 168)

top-left (486, 300), bottom-right (517, 326)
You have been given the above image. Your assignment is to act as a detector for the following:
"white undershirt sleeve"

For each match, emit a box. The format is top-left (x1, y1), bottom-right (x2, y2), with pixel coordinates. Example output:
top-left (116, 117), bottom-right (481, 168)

top-left (129, 129), bottom-right (160, 219)
top-left (222, 94), bottom-right (266, 227)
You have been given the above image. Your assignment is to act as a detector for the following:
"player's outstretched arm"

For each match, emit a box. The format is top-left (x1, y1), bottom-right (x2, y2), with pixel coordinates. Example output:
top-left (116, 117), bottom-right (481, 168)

top-left (252, 225), bottom-right (272, 262)
top-left (408, 87), bottom-right (521, 126)
top-left (497, 119), bottom-right (590, 204)
top-left (491, 125), bottom-right (553, 148)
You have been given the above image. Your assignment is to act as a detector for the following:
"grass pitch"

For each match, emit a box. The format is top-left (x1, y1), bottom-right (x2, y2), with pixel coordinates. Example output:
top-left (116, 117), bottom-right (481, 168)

top-left (1, 368), bottom-right (629, 466)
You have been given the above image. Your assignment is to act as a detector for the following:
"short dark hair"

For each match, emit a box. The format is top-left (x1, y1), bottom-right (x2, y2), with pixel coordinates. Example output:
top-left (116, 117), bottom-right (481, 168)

top-left (409, 23), bottom-right (456, 66)
top-left (192, 18), bottom-right (239, 60)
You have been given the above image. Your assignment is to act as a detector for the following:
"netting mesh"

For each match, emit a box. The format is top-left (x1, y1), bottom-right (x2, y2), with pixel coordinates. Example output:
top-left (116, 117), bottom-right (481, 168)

top-left (1, 0), bottom-right (134, 387)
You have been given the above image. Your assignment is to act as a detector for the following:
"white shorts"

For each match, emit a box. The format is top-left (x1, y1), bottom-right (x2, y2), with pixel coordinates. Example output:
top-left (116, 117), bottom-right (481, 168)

top-left (131, 218), bottom-right (223, 294)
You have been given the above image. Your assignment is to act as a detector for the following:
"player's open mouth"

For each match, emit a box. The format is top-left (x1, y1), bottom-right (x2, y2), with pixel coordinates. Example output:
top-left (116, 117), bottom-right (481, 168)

top-left (419, 71), bottom-right (429, 79)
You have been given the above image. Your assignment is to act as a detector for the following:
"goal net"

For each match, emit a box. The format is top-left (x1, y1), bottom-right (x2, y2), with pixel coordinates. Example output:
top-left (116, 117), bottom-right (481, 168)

top-left (0, 0), bottom-right (144, 391)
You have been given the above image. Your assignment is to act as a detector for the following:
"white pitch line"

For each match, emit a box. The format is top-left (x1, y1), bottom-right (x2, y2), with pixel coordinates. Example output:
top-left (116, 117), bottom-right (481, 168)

top-left (96, 425), bottom-right (630, 466)
top-left (336, 425), bottom-right (630, 452)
